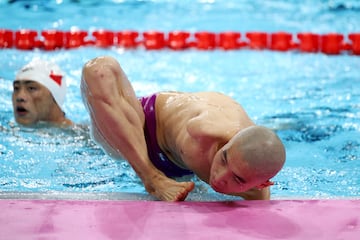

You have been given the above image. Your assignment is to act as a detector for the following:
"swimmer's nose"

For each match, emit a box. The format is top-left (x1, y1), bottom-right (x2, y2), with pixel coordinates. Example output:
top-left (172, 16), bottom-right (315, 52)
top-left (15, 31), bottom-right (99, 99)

top-left (14, 88), bottom-right (28, 102)
top-left (214, 168), bottom-right (229, 186)
top-left (216, 180), bottom-right (227, 188)
top-left (211, 178), bottom-right (227, 193)
top-left (16, 96), bottom-right (26, 102)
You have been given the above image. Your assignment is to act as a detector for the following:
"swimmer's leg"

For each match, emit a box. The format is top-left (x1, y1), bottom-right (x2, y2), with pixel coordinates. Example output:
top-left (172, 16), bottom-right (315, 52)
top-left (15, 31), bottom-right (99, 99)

top-left (81, 56), bottom-right (194, 201)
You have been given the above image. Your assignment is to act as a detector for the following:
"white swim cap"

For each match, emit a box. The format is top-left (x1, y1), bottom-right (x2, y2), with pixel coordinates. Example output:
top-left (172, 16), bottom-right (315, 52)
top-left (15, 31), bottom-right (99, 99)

top-left (15, 59), bottom-right (66, 108)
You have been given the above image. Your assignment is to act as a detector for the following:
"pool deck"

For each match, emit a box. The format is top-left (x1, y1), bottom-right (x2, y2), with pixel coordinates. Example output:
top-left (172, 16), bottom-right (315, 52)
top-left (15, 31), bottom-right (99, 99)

top-left (0, 193), bottom-right (359, 240)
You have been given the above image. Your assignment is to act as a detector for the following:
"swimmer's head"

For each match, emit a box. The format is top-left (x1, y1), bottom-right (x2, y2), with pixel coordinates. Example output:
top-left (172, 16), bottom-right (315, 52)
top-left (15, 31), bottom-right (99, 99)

top-left (12, 59), bottom-right (68, 126)
top-left (209, 126), bottom-right (286, 194)
top-left (15, 59), bottom-right (66, 108)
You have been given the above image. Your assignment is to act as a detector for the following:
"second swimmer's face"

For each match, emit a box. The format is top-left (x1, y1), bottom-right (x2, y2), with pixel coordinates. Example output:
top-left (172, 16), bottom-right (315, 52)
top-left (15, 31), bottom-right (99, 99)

top-left (12, 80), bottom-right (55, 126)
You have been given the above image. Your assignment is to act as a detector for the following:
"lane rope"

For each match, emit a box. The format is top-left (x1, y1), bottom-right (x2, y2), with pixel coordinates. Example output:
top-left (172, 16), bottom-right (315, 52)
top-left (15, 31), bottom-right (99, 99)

top-left (1, 29), bottom-right (359, 55)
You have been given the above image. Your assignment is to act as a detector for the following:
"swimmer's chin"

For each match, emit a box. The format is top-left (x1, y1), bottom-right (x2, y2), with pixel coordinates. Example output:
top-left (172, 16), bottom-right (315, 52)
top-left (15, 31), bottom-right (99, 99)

top-left (211, 184), bottom-right (249, 195)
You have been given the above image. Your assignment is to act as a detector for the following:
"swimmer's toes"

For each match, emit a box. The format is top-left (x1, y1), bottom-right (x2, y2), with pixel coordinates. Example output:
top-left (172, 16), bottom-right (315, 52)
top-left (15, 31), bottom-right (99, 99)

top-left (175, 182), bottom-right (194, 201)
top-left (186, 182), bottom-right (195, 191)
top-left (174, 190), bottom-right (188, 201)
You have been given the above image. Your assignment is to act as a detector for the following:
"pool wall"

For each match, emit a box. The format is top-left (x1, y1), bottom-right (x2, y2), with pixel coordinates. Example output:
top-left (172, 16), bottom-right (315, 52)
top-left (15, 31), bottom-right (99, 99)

top-left (1, 198), bottom-right (359, 240)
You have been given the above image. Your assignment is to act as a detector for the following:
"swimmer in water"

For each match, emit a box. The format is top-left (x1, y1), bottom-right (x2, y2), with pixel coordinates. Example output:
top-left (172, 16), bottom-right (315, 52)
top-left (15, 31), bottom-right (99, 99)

top-left (12, 59), bottom-right (73, 127)
top-left (81, 56), bottom-right (286, 201)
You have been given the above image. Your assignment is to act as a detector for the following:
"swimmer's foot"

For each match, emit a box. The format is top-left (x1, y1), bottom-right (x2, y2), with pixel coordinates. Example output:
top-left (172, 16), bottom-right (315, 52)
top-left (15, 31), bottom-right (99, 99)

top-left (145, 173), bottom-right (195, 201)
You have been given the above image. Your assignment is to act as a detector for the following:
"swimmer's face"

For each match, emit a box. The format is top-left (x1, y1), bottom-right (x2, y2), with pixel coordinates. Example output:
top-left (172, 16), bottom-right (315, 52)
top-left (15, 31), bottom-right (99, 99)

top-left (209, 141), bottom-right (268, 194)
top-left (12, 80), bottom-right (56, 126)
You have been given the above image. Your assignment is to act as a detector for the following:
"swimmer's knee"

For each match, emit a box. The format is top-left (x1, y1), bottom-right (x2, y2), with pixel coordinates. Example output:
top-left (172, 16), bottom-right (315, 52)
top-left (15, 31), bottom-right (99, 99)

top-left (82, 56), bottom-right (121, 84)
top-left (84, 56), bottom-right (117, 69)
top-left (83, 56), bottom-right (113, 74)
top-left (83, 56), bottom-right (120, 71)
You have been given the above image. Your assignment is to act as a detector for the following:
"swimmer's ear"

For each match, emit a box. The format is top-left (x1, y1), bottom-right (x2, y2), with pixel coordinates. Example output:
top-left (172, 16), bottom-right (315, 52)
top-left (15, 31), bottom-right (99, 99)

top-left (255, 180), bottom-right (274, 189)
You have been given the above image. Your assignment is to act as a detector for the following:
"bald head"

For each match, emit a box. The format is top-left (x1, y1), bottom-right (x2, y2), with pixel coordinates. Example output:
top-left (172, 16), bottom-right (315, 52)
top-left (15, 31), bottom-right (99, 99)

top-left (232, 126), bottom-right (286, 181)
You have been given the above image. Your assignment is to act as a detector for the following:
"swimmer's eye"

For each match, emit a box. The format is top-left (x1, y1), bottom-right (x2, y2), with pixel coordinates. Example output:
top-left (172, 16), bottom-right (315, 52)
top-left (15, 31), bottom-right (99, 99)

top-left (221, 150), bottom-right (227, 165)
top-left (13, 82), bottom-right (20, 92)
top-left (27, 85), bottom-right (38, 92)
top-left (233, 175), bottom-right (246, 184)
top-left (233, 175), bottom-right (242, 184)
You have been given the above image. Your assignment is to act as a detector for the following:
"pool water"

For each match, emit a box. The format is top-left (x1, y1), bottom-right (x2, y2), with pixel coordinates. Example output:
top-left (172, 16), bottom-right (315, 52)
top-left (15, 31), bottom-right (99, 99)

top-left (0, 0), bottom-right (360, 199)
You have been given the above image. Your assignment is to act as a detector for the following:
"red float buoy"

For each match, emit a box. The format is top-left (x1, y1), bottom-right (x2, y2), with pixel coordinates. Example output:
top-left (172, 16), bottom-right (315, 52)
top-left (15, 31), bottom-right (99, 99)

top-left (15, 29), bottom-right (38, 50)
top-left (143, 31), bottom-right (165, 50)
top-left (92, 30), bottom-right (115, 48)
top-left (41, 30), bottom-right (64, 50)
top-left (245, 32), bottom-right (268, 49)
top-left (270, 32), bottom-right (294, 51)
top-left (297, 33), bottom-right (319, 53)
top-left (0, 29), bottom-right (13, 48)
top-left (64, 30), bottom-right (88, 49)
top-left (168, 31), bottom-right (190, 50)
top-left (320, 33), bottom-right (344, 55)
top-left (348, 33), bottom-right (360, 55)
top-left (218, 32), bottom-right (242, 50)
top-left (194, 31), bottom-right (216, 50)
top-left (117, 31), bottom-right (139, 48)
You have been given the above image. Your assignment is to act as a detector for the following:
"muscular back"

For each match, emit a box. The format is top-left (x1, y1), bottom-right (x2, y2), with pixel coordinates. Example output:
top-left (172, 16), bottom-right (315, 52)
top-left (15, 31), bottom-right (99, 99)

top-left (155, 92), bottom-right (254, 182)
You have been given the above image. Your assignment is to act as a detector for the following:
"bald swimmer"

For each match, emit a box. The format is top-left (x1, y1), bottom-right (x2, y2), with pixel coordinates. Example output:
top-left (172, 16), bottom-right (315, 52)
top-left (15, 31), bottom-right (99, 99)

top-left (81, 56), bottom-right (286, 201)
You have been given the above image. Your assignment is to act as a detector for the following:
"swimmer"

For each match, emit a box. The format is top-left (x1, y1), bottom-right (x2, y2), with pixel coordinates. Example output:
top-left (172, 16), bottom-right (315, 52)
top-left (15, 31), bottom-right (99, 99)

top-left (12, 59), bottom-right (73, 127)
top-left (81, 56), bottom-right (286, 201)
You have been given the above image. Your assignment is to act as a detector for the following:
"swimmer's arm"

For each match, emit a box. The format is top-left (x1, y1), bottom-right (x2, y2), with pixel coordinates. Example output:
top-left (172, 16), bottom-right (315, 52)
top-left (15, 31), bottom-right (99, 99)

top-left (93, 96), bottom-right (196, 201)
top-left (82, 57), bottom-right (194, 201)
top-left (89, 94), bottom-right (196, 201)
top-left (230, 187), bottom-right (270, 200)
top-left (82, 58), bottom-right (164, 183)
top-left (97, 101), bottom-right (195, 201)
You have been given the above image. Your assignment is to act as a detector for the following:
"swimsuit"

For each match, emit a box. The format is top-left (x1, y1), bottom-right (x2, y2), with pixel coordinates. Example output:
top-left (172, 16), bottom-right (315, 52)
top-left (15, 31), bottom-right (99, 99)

top-left (140, 94), bottom-right (193, 178)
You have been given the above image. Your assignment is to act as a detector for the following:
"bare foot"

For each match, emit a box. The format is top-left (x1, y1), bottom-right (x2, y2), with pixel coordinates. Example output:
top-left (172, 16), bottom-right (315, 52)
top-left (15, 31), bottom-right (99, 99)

top-left (144, 173), bottom-right (195, 201)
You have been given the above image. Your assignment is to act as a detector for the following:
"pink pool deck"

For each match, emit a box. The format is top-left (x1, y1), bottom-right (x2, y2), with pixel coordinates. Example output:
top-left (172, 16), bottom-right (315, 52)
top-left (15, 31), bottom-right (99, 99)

top-left (1, 198), bottom-right (359, 240)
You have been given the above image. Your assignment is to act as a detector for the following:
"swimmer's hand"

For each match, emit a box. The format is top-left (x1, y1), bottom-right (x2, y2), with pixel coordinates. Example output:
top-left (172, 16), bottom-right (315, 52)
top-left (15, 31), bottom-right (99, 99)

top-left (144, 172), bottom-right (195, 201)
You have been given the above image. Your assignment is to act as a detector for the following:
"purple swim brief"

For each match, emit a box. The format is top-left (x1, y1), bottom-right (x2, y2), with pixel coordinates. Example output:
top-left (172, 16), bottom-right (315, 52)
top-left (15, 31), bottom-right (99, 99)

top-left (140, 94), bottom-right (193, 178)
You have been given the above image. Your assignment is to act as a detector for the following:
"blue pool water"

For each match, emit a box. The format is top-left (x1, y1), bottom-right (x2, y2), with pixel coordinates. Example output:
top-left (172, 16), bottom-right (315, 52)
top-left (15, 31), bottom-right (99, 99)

top-left (0, 0), bottom-right (360, 200)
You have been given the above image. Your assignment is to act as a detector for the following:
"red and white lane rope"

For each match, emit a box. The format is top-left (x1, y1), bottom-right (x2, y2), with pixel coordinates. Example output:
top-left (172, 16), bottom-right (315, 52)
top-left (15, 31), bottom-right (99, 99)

top-left (1, 29), bottom-right (359, 55)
